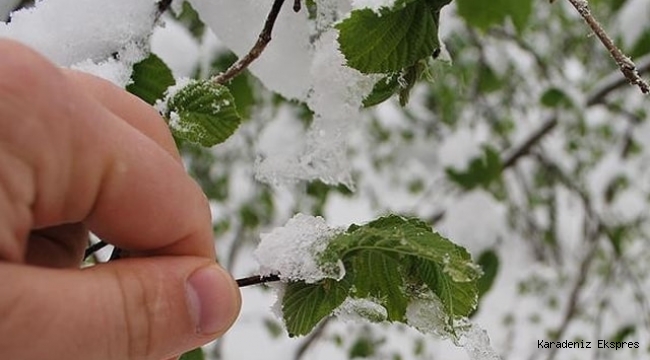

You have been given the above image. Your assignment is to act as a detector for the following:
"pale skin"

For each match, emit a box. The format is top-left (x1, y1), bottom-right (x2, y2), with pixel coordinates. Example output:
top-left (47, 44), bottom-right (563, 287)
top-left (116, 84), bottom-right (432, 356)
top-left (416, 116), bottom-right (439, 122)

top-left (0, 39), bottom-right (241, 360)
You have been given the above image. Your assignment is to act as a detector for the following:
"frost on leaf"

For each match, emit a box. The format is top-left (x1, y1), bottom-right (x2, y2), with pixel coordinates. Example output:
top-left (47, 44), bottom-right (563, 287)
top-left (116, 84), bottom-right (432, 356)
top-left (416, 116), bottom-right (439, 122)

top-left (334, 298), bottom-right (388, 323)
top-left (160, 78), bottom-right (241, 147)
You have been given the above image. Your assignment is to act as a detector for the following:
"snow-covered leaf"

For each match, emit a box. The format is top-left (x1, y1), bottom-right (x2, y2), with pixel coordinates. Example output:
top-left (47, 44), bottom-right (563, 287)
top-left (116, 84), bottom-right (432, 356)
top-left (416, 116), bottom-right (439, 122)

top-left (163, 79), bottom-right (241, 147)
top-left (279, 215), bottom-right (479, 336)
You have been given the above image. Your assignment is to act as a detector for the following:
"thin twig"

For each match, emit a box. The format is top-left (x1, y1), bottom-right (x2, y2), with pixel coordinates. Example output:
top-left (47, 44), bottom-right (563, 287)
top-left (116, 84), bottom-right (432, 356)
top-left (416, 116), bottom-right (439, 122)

top-left (587, 53), bottom-right (650, 106)
top-left (213, 0), bottom-right (287, 84)
top-left (84, 241), bottom-right (109, 260)
top-left (546, 242), bottom-right (599, 360)
top-left (502, 116), bottom-right (559, 169)
top-left (154, 0), bottom-right (172, 22)
top-left (565, 0), bottom-right (649, 94)
top-left (294, 318), bottom-right (331, 360)
top-left (236, 274), bottom-right (281, 287)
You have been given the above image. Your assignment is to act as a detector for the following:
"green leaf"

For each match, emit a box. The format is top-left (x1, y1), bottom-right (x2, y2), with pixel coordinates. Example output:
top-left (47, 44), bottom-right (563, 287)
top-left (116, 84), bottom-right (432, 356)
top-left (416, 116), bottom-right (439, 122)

top-left (476, 249), bottom-right (499, 297)
top-left (363, 60), bottom-right (426, 107)
top-left (446, 146), bottom-right (502, 190)
top-left (280, 215), bottom-right (479, 337)
top-left (210, 52), bottom-right (256, 119)
top-left (179, 347), bottom-right (204, 360)
top-left (540, 88), bottom-right (573, 108)
top-left (610, 325), bottom-right (636, 343)
top-left (337, 0), bottom-right (450, 74)
top-left (414, 258), bottom-right (477, 318)
top-left (263, 318), bottom-right (284, 338)
top-left (352, 251), bottom-right (408, 320)
top-left (456, 0), bottom-right (532, 33)
top-left (175, 1), bottom-right (206, 39)
top-left (363, 74), bottom-right (401, 107)
top-left (316, 215), bottom-right (479, 324)
top-left (283, 277), bottom-right (352, 336)
top-left (326, 216), bottom-right (480, 283)
top-left (164, 79), bottom-right (241, 147)
top-left (127, 53), bottom-right (175, 105)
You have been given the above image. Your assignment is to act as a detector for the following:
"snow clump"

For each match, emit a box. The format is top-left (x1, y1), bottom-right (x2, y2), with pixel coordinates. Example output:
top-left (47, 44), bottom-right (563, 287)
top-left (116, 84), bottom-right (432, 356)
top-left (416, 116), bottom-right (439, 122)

top-left (254, 213), bottom-right (345, 283)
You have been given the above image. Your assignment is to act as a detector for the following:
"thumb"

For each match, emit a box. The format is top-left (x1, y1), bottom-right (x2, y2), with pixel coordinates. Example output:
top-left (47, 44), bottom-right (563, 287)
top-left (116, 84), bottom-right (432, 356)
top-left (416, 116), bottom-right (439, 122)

top-left (0, 257), bottom-right (241, 360)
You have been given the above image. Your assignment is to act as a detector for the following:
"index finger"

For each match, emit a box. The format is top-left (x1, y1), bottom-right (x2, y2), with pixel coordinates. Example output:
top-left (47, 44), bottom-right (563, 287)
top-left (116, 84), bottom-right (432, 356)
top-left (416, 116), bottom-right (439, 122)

top-left (0, 39), bottom-right (215, 260)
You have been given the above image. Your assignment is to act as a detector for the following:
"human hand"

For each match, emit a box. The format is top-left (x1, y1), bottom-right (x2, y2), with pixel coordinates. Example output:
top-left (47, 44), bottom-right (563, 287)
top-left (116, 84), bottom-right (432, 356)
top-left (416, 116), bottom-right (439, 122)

top-left (0, 39), bottom-right (241, 360)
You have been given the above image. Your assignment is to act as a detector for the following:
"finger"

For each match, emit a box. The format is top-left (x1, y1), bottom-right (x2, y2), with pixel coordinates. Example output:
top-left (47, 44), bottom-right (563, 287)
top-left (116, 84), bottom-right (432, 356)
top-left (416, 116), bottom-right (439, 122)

top-left (0, 39), bottom-right (213, 259)
top-left (0, 257), bottom-right (241, 360)
top-left (26, 223), bottom-right (88, 267)
top-left (62, 70), bottom-right (182, 164)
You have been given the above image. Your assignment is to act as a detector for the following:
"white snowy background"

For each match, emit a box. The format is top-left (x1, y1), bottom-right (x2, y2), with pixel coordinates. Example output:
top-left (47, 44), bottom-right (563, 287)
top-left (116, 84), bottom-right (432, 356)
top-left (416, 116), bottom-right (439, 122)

top-left (2, 0), bottom-right (650, 359)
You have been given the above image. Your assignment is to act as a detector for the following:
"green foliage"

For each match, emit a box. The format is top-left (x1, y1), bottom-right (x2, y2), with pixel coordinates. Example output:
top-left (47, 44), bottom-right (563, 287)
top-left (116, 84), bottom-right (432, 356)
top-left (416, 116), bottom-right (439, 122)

top-left (349, 333), bottom-right (384, 358)
top-left (446, 146), bottom-right (503, 190)
top-left (175, 1), bottom-right (206, 39)
top-left (610, 324), bottom-right (636, 343)
top-left (337, 0), bottom-right (450, 74)
top-left (209, 52), bottom-right (256, 120)
top-left (282, 215), bottom-right (479, 336)
top-left (363, 58), bottom-right (431, 107)
top-left (179, 347), bottom-right (204, 360)
top-left (540, 88), bottom-right (573, 108)
top-left (283, 278), bottom-right (352, 336)
top-left (476, 249), bottom-right (499, 297)
top-left (263, 318), bottom-right (284, 338)
top-left (126, 53), bottom-right (175, 105)
top-left (164, 80), bottom-right (241, 147)
top-left (456, 0), bottom-right (533, 32)
top-left (363, 74), bottom-right (401, 107)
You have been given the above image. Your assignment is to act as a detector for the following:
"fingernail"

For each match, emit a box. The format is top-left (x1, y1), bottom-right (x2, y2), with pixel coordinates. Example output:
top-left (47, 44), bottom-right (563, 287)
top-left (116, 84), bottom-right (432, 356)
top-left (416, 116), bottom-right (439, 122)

top-left (186, 265), bottom-right (240, 335)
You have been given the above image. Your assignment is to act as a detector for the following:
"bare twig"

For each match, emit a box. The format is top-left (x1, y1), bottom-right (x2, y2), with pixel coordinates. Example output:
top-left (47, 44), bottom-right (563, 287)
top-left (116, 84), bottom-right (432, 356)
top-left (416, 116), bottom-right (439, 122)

top-left (236, 274), bottom-right (281, 287)
top-left (565, 0), bottom-right (649, 94)
top-left (294, 318), bottom-right (331, 360)
top-left (84, 241), bottom-right (109, 260)
top-left (154, 0), bottom-right (172, 22)
top-left (546, 242), bottom-right (599, 360)
top-left (214, 0), bottom-right (287, 84)
top-left (502, 116), bottom-right (558, 169)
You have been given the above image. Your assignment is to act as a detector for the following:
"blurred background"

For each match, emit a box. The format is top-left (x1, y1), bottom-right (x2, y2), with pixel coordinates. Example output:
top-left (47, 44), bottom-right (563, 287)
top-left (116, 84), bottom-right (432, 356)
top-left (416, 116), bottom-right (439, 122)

top-left (3, 0), bottom-right (650, 359)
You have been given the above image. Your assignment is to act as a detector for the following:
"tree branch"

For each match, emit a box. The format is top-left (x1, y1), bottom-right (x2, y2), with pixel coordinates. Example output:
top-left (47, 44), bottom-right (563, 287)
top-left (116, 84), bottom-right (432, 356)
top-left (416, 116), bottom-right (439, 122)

top-left (236, 274), bottom-right (281, 287)
top-left (502, 116), bottom-right (558, 170)
top-left (565, 0), bottom-right (649, 94)
top-left (546, 241), bottom-right (599, 360)
top-left (84, 241), bottom-right (109, 260)
top-left (294, 318), bottom-right (331, 360)
top-left (213, 0), bottom-right (288, 85)
top-left (587, 53), bottom-right (650, 106)
top-left (154, 0), bottom-right (172, 22)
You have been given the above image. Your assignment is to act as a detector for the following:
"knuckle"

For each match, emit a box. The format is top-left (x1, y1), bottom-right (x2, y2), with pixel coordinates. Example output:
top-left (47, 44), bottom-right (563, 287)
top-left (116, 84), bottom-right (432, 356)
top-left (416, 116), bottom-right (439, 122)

top-left (111, 269), bottom-right (156, 359)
